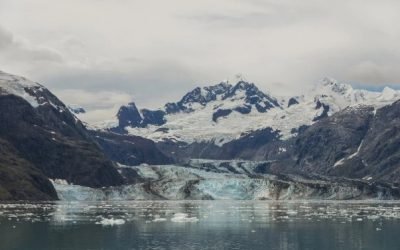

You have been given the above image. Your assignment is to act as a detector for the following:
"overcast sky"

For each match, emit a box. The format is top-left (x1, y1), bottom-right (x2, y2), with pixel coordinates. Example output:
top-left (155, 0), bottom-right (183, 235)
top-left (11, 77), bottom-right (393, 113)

top-left (1, 0), bottom-right (400, 123)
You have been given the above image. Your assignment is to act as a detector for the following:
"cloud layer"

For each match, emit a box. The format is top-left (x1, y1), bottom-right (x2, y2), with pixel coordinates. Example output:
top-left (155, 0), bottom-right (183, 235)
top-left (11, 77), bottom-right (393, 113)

top-left (1, 0), bottom-right (400, 122)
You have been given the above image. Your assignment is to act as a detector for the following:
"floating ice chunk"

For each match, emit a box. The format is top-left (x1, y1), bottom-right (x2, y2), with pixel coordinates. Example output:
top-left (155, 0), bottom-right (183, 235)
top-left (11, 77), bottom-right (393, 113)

top-left (153, 215), bottom-right (167, 222)
top-left (96, 217), bottom-right (125, 226)
top-left (153, 218), bottom-right (167, 222)
top-left (171, 213), bottom-right (199, 223)
top-left (367, 215), bottom-right (380, 220)
top-left (287, 210), bottom-right (298, 216)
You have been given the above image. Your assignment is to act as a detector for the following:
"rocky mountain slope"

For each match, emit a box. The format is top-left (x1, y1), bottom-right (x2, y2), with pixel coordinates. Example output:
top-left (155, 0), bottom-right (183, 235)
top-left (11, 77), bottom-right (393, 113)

top-left (0, 71), bottom-right (125, 200)
top-left (90, 130), bottom-right (173, 166)
top-left (287, 100), bottom-right (400, 184)
top-left (0, 138), bottom-right (58, 200)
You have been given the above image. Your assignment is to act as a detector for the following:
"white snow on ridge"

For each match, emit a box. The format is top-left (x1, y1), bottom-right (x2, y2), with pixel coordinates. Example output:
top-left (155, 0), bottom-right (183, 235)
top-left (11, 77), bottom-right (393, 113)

top-left (0, 71), bottom-right (70, 114)
top-left (126, 94), bottom-right (321, 146)
top-left (333, 139), bottom-right (365, 167)
top-left (310, 77), bottom-right (400, 114)
top-left (0, 71), bottom-right (42, 107)
top-left (124, 78), bottom-right (400, 146)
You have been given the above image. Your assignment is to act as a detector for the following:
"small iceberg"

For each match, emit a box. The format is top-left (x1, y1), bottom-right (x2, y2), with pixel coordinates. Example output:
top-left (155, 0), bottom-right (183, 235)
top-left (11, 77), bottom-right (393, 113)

top-left (96, 217), bottom-right (126, 226)
top-left (153, 215), bottom-right (167, 222)
top-left (171, 213), bottom-right (199, 223)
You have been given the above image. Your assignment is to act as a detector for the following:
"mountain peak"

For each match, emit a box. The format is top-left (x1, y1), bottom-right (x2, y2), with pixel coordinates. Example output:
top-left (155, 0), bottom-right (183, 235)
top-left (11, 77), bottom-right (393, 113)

top-left (234, 80), bottom-right (254, 89)
top-left (0, 71), bottom-right (46, 108)
top-left (209, 81), bottom-right (232, 90)
top-left (228, 81), bottom-right (260, 95)
top-left (166, 82), bottom-right (233, 113)
top-left (314, 77), bottom-right (353, 96)
top-left (379, 86), bottom-right (399, 101)
top-left (320, 77), bottom-right (338, 86)
top-left (223, 80), bottom-right (280, 111)
top-left (0, 71), bottom-right (40, 88)
top-left (117, 102), bottom-right (143, 128)
top-left (166, 80), bottom-right (280, 114)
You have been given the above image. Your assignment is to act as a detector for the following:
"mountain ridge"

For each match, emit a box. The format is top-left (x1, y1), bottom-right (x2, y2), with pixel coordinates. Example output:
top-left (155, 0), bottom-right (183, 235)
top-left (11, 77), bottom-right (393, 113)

top-left (98, 78), bottom-right (400, 147)
top-left (1, 70), bottom-right (400, 201)
top-left (0, 71), bottom-right (126, 199)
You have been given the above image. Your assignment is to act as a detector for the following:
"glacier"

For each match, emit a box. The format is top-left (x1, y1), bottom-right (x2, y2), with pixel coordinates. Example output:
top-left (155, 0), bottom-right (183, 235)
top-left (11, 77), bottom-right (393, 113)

top-left (51, 160), bottom-right (399, 201)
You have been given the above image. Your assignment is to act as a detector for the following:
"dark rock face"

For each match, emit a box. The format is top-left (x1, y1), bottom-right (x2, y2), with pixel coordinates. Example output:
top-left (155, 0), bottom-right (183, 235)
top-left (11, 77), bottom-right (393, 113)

top-left (267, 102), bottom-right (400, 184)
top-left (179, 87), bottom-right (211, 109)
top-left (220, 128), bottom-right (281, 160)
top-left (167, 82), bottom-right (232, 113)
top-left (157, 128), bottom-right (281, 162)
top-left (0, 139), bottom-right (58, 201)
top-left (223, 81), bottom-right (280, 111)
top-left (164, 102), bottom-right (181, 114)
top-left (234, 105), bottom-right (252, 114)
top-left (212, 109), bottom-right (233, 122)
top-left (0, 93), bottom-right (124, 191)
top-left (117, 102), bottom-right (143, 128)
top-left (291, 125), bottom-right (309, 135)
top-left (292, 106), bottom-right (374, 174)
top-left (313, 100), bottom-right (330, 121)
top-left (332, 101), bottom-right (400, 183)
top-left (141, 109), bottom-right (166, 126)
top-left (117, 103), bottom-right (166, 130)
top-left (287, 97), bottom-right (299, 107)
top-left (91, 130), bottom-right (173, 166)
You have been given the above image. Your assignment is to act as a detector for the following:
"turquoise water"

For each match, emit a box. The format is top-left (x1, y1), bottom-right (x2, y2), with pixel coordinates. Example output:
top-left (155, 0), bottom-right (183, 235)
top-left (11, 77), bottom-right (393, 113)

top-left (1, 201), bottom-right (400, 250)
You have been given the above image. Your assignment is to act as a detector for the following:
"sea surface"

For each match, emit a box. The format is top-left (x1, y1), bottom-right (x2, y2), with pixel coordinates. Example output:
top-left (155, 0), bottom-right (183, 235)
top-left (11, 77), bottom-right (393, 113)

top-left (1, 200), bottom-right (400, 250)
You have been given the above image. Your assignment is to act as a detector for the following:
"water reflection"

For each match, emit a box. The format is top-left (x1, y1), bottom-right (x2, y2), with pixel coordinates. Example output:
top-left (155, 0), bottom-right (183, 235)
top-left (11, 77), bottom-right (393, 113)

top-left (0, 201), bottom-right (400, 249)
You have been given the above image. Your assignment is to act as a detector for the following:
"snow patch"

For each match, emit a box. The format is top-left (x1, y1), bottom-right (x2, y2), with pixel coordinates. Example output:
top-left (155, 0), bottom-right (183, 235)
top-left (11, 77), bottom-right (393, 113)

top-left (0, 71), bottom-right (41, 107)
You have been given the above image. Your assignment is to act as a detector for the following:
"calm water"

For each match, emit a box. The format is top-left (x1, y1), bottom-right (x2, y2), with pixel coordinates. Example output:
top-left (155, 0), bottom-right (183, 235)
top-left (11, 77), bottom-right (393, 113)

top-left (1, 201), bottom-right (400, 250)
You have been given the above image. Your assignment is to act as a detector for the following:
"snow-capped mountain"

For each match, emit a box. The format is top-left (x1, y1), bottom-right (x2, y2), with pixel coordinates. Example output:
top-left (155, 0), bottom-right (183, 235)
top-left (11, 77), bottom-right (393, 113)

top-left (0, 70), bottom-right (67, 111)
top-left (0, 70), bottom-right (128, 200)
top-left (164, 81), bottom-right (280, 115)
top-left (308, 77), bottom-right (400, 115)
top-left (108, 78), bottom-right (400, 146)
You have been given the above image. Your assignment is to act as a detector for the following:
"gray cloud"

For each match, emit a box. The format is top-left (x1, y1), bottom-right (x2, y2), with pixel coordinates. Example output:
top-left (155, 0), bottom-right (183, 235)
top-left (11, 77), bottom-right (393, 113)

top-left (0, 26), bottom-right (63, 63)
top-left (1, 0), bottom-right (400, 122)
top-left (0, 27), bottom-right (13, 49)
top-left (39, 60), bottom-right (205, 108)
